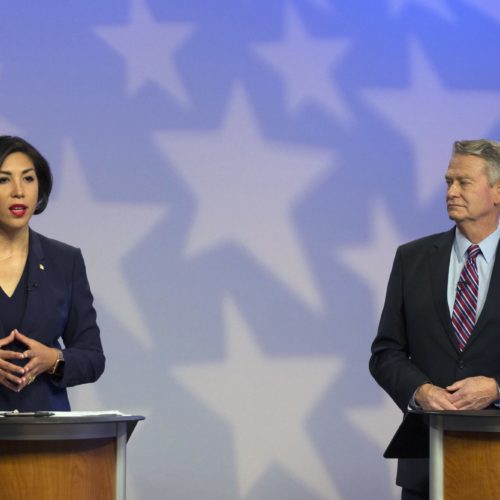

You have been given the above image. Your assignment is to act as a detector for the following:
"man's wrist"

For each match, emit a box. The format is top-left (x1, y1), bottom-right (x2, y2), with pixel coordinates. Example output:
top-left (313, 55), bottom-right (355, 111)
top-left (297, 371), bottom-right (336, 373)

top-left (415, 383), bottom-right (433, 405)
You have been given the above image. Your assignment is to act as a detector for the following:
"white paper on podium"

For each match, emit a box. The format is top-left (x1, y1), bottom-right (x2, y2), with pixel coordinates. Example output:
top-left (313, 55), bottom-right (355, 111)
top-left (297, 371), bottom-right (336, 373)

top-left (51, 410), bottom-right (131, 417)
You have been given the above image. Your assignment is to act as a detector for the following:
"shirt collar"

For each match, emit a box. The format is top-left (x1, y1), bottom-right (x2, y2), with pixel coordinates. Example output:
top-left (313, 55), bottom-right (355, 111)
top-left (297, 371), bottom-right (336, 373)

top-left (454, 224), bottom-right (500, 263)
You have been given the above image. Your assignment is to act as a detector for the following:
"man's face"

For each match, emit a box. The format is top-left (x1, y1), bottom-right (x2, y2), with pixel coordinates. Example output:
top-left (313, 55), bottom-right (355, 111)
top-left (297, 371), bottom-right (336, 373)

top-left (445, 154), bottom-right (500, 226)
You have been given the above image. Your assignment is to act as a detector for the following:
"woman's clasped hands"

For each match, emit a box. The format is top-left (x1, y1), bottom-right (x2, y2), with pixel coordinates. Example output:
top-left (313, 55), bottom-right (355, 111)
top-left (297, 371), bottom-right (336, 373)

top-left (0, 329), bottom-right (58, 392)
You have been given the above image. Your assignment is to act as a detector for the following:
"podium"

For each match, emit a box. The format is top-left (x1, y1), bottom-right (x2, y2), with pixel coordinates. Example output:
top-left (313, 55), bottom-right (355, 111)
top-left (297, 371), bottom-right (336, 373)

top-left (385, 409), bottom-right (500, 500)
top-left (0, 413), bottom-right (144, 500)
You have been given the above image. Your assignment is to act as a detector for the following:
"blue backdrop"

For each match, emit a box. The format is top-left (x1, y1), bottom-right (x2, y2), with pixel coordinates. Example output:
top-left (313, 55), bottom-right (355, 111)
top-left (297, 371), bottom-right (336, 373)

top-left (2, 0), bottom-right (500, 498)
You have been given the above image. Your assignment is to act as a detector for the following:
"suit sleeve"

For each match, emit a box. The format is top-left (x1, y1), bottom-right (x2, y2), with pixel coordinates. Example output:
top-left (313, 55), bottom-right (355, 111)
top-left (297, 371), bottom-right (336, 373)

top-left (51, 249), bottom-right (105, 388)
top-left (369, 247), bottom-right (430, 412)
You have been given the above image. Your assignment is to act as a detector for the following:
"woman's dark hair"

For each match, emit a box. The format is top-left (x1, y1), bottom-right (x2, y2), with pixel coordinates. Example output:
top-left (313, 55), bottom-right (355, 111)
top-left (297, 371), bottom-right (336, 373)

top-left (0, 135), bottom-right (53, 214)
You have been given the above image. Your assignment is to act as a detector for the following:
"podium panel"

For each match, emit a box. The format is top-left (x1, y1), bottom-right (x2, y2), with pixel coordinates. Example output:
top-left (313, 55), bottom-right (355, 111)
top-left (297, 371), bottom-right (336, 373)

top-left (444, 431), bottom-right (500, 499)
top-left (0, 414), bottom-right (144, 500)
top-left (427, 411), bottom-right (500, 500)
top-left (0, 438), bottom-right (115, 500)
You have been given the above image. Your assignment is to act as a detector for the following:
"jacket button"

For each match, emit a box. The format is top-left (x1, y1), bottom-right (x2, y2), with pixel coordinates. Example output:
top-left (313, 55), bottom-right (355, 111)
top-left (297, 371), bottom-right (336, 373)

top-left (458, 360), bottom-right (465, 369)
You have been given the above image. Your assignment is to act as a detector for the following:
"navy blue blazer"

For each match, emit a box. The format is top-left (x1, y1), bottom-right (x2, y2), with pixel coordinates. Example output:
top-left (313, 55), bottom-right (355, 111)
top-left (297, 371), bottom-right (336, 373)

top-left (0, 229), bottom-right (105, 411)
top-left (370, 227), bottom-right (500, 492)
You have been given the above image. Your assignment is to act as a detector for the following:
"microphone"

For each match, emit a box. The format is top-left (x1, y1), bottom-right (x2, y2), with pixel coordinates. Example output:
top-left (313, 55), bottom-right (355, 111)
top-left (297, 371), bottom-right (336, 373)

top-left (26, 282), bottom-right (38, 292)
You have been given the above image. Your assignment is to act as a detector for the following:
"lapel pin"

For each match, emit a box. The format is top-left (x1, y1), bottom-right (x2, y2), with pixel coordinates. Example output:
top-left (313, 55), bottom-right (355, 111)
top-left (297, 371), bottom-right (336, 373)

top-left (39, 264), bottom-right (45, 271)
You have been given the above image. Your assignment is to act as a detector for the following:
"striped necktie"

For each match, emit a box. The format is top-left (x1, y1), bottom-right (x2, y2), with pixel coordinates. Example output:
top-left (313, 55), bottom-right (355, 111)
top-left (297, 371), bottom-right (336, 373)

top-left (451, 244), bottom-right (481, 351)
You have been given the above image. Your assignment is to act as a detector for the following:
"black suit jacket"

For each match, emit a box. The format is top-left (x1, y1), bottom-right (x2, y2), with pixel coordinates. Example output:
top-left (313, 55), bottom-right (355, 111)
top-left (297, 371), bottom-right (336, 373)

top-left (370, 227), bottom-right (500, 492)
top-left (0, 229), bottom-right (105, 411)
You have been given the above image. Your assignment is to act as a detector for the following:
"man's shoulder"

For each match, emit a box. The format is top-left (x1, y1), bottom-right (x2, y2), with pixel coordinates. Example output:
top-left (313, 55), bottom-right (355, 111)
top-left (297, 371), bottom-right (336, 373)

top-left (399, 228), bottom-right (454, 255)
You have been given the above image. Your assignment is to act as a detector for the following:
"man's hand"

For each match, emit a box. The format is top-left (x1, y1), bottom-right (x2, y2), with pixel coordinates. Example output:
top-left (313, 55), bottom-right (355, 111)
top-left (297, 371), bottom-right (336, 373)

top-left (447, 376), bottom-right (499, 410)
top-left (415, 383), bottom-right (458, 410)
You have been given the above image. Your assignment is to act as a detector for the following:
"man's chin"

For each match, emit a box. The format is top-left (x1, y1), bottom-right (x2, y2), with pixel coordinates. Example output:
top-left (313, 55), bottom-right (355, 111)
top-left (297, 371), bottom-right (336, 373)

top-left (447, 208), bottom-right (463, 221)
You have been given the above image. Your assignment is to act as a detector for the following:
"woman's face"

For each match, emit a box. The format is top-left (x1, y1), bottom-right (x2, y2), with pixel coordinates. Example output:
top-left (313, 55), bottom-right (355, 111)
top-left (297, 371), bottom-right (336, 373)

top-left (0, 152), bottom-right (39, 234)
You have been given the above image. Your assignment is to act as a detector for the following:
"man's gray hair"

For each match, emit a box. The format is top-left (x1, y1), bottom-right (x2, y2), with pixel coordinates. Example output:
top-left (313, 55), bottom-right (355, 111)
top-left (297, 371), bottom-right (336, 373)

top-left (453, 139), bottom-right (500, 185)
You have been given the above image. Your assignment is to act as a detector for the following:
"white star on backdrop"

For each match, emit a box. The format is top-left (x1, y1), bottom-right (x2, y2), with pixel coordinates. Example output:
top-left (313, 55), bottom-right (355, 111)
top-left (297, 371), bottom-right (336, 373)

top-left (70, 383), bottom-right (106, 411)
top-left (154, 85), bottom-right (333, 312)
top-left (463, 0), bottom-right (500, 24)
top-left (31, 140), bottom-right (167, 349)
top-left (389, 0), bottom-right (455, 21)
top-left (338, 201), bottom-right (405, 499)
top-left (363, 40), bottom-right (500, 204)
top-left (336, 200), bottom-right (405, 320)
top-left (172, 295), bottom-right (342, 499)
top-left (252, 5), bottom-right (351, 123)
top-left (347, 393), bottom-right (401, 500)
top-left (347, 393), bottom-right (401, 456)
top-left (94, 0), bottom-right (194, 104)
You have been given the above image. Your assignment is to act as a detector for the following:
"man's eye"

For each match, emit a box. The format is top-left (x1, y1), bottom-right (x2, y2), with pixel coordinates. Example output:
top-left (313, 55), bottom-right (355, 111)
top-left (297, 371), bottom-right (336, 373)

top-left (0, 177), bottom-right (8, 184)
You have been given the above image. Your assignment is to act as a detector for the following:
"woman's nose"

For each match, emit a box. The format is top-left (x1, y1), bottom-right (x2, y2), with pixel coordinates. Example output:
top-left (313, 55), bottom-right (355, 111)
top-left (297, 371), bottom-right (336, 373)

top-left (11, 179), bottom-right (24, 197)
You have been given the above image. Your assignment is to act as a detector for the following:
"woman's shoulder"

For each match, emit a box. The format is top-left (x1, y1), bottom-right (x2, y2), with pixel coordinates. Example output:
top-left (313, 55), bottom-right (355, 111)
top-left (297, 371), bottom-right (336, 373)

top-left (30, 229), bottom-right (81, 258)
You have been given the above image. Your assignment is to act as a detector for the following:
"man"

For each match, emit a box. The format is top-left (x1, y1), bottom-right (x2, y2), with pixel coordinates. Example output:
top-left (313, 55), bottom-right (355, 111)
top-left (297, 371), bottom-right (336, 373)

top-left (369, 139), bottom-right (500, 500)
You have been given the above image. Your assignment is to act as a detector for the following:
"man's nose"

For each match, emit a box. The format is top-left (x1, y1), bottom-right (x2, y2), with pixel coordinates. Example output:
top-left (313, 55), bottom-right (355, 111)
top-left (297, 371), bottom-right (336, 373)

top-left (447, 182), bottom-right (458, 197)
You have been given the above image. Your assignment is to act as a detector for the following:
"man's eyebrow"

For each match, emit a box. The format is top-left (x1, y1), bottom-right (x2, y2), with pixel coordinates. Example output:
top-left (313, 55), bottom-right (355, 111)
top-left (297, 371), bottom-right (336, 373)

top-left (445, 174), bottom-right (471, 180)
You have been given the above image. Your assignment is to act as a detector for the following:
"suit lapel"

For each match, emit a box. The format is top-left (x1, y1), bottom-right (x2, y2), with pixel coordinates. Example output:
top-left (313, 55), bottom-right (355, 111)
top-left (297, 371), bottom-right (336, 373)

top-left (20, 229), bottom-right (47, 337)
top-left (429, 228), bottom-right (459, 351)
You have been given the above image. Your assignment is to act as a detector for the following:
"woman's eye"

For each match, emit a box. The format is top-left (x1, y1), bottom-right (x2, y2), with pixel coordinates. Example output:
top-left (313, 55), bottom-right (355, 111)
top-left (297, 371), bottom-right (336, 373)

top-left (24, 175), bottom-right (35, 182)
top-left (0, 177), bottom-right (8, 184)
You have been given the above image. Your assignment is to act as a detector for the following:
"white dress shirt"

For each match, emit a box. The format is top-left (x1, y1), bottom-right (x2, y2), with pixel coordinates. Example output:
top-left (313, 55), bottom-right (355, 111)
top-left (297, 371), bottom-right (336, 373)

top-left (447, 225), bottom-right (500, 319)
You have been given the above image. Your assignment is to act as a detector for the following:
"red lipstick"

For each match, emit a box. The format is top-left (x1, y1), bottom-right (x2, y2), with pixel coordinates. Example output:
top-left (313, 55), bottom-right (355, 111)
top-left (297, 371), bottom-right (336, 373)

top-left (9, 204), bottom-right (28, 217)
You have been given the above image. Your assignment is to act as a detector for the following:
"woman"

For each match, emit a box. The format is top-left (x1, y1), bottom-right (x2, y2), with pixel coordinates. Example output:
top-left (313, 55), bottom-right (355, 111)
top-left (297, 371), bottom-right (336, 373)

top-left (0, 136), bottom-right (105, 411)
